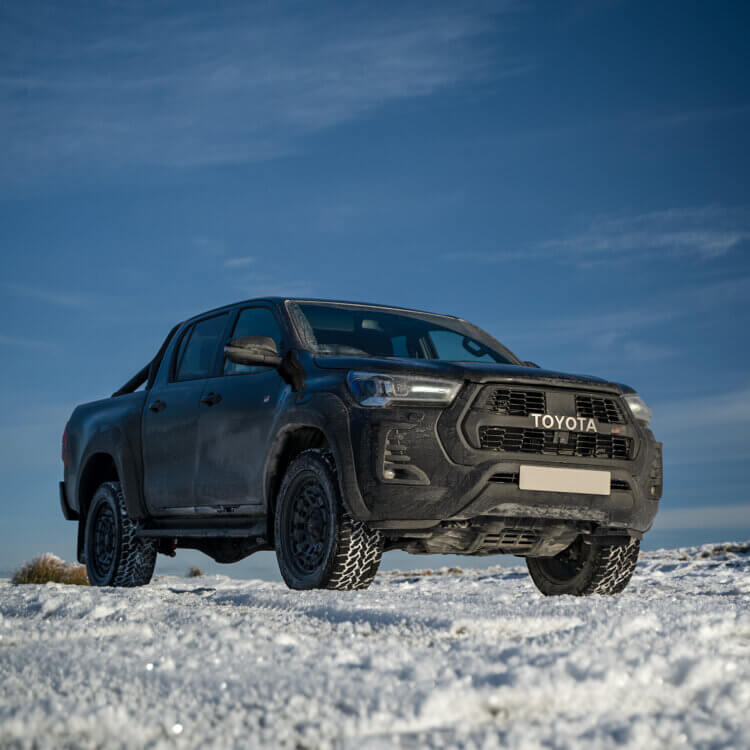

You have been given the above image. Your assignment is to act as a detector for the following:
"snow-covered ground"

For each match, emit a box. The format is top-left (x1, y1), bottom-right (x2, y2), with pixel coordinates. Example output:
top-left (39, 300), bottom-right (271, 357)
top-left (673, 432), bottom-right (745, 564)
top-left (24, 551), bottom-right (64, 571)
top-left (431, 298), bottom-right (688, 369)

top-left (1, 543), bottom-right (749, 749)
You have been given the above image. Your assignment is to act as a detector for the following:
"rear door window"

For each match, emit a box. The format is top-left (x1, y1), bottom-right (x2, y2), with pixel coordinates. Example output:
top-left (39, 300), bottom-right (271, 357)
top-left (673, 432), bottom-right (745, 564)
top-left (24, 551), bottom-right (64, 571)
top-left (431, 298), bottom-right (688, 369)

top-left (174, 313), bottom-right (230, 381)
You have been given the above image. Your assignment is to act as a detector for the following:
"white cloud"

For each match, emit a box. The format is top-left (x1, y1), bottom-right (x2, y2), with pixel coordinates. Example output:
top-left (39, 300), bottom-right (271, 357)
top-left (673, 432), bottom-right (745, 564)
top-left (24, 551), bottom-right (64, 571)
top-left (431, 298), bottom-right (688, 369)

top-left (441, 205), bottom-right (750, 266)
top-left (654, 503), bottom-right (750, 531)
top-left (646, 105), bottom-right (750, 130)
top-left (655, 386), bottom-right (750, 433)
top-left (651, 385), bottom-right (750, 466)
top-left (232, 272), bottom-right (315, 300)
top-left (1, 1), bottom-right (525, 179)
top-left (499, 306), bottom-right (681, 361)
top-left (2, 282), bottom-right (90, 308)
top-left (0, 404), bottom-right (74, 472)
top-left (223, 256), bottom-right (256, 269)
top-left (543, 206), bottom-right (750, 261)
top-left (0, 334), bottom-right (56, 350)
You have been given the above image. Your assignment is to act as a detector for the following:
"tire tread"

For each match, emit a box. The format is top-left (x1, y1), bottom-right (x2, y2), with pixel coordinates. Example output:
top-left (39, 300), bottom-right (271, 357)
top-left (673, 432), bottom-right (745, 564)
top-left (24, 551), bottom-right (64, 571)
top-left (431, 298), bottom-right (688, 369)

top-left (275, 450), bottom-right (384, 591)
top-left (88, 481), bottom-right (157, 587)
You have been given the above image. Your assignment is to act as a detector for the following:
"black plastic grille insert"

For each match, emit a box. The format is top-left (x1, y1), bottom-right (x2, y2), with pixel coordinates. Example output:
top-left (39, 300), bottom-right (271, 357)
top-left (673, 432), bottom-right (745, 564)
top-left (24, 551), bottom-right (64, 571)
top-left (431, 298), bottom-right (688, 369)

top-left (478, 426), bottom-right (632, 460)
top-left (575, 394), bottom-right (625, 424)
top-left (486, 388), bottom-right (546, 416)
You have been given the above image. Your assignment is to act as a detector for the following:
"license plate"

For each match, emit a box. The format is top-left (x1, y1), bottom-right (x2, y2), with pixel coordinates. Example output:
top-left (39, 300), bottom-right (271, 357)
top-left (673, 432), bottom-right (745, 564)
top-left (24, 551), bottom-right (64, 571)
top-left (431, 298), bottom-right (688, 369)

top-left (519, 465), bottom-right (611, 495)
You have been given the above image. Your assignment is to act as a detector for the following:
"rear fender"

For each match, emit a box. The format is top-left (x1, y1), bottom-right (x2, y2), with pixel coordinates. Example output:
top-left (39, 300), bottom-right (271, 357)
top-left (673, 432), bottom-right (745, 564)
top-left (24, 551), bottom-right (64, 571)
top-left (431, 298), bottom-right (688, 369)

top-left (75, 426), bottom-right (146, 521)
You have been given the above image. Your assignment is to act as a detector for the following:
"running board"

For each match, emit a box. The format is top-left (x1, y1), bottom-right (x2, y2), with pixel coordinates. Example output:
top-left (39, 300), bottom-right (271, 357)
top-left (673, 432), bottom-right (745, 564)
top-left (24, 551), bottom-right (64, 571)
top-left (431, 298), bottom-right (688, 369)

top-left (136, 521), bottom-right (266, 539)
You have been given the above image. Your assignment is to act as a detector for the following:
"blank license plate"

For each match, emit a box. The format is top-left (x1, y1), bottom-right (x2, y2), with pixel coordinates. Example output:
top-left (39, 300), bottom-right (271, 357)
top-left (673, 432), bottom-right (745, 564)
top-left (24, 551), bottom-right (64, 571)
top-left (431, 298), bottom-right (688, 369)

top-left (519, 465), bottom-right (611, 495)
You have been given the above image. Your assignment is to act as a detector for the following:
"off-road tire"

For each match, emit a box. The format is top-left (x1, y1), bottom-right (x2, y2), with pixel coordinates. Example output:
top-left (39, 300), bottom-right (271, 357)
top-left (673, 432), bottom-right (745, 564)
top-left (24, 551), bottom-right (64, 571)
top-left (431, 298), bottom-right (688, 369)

top-left (84, 481), bottom-right (157, 587)
top-left (274, 450), bottom-right (384, 590)
top-left (526, 537), bottom-right (640, 596)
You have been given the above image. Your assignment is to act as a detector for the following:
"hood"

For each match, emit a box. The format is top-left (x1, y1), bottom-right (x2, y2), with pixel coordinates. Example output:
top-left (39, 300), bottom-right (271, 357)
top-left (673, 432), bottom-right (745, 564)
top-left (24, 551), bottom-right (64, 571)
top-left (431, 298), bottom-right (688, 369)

top-left (313, 356), bottom-right (634, 394)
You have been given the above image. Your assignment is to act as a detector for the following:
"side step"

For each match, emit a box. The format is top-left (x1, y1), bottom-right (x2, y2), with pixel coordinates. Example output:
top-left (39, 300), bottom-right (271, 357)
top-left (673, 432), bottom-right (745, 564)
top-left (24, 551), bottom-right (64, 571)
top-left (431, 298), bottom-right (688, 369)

top-left (136, 520), bottom-right (267, 539)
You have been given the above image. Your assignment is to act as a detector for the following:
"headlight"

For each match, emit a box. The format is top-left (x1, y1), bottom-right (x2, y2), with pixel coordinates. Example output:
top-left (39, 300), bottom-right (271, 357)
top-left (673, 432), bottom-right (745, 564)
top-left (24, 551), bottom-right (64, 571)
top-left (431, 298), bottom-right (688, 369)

top-left (623, 394), bottom-right (653, 425)
top-left (347, 371), bottom-right (462, 407)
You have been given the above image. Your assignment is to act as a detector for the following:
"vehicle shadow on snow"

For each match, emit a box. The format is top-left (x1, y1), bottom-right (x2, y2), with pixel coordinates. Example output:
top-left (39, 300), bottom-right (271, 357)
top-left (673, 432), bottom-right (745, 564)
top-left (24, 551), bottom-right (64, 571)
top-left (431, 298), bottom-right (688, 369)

top-left (166, 587), bottom-right (217, 596)
top-left (202, 589), bottom-right (455, 631)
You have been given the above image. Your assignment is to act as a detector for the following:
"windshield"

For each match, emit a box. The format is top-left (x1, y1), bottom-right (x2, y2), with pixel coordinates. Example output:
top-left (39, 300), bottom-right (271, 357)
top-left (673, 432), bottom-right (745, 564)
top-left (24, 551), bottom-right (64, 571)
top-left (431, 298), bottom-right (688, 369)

top-left (288, 301), bottom-right (518, 364)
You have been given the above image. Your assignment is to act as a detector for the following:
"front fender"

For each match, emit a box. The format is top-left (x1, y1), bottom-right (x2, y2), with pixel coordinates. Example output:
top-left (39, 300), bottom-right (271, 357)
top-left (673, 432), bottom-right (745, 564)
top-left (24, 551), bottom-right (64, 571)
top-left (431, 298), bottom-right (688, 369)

top-left (263, 392), bottom-right (371, 521)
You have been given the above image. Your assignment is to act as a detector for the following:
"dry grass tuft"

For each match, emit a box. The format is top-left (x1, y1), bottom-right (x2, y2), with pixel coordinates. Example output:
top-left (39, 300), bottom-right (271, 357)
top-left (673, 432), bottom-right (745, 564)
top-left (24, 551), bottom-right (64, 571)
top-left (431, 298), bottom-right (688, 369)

top-left (187, 566), bottom-right (204, 578)
top-left (12, 553), bottom-right (89, 586)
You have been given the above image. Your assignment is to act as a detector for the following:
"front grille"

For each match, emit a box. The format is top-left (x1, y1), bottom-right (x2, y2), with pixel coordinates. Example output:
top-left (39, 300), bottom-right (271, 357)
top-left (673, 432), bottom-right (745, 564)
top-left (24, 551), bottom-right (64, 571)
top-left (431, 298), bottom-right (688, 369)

top-left (486, 388), bottom-right (545, 416)
top-left (610, 478), bottom-right (631, 491)
top-left (478, 426), bottom-right (632, 460)
top-left (576, 394), bottom-right (625, 424)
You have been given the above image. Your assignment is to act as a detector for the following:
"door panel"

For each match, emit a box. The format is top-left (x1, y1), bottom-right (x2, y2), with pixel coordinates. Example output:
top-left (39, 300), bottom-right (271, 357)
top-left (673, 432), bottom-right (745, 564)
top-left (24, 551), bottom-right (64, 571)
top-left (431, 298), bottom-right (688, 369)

top-left (194, 370), bottom-right (285, 509)
top-left (142, 380), bottom-right (203, 511)
top-left (193, 305), bottom-right (287, 511)
top-left (141, 312), bottom-right (230, 513)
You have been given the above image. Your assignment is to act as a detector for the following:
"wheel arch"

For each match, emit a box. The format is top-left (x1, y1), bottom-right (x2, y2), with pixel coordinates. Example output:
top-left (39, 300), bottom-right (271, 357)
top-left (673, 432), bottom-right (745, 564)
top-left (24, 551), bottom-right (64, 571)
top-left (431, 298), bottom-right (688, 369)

top-left (74, 424), bottom-right (146, 520)
top-left (264, 424), bottom-right (331, 540)
top-left (74, 424), bottom-right (146, 562)
top-left (263, 395), bottom-right (372, 538)
top-left (77, 452), bottom-right (119, 518)
top-left (76, 451), bottom-right (120, 563)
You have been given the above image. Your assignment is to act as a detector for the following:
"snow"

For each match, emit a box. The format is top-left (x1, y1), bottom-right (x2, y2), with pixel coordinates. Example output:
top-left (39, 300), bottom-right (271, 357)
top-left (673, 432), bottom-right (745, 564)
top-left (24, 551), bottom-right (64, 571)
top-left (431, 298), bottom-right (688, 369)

top-left (1, 542), bottom-right (749, 749)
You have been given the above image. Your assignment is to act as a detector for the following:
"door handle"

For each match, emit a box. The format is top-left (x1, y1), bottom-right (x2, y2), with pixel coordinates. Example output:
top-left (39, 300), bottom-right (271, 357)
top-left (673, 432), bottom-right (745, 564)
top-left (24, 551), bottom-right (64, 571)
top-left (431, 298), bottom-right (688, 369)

top-left (149, 400), bottom-right (166, 413)
top-left (200, 392), bottom-right (222, 407)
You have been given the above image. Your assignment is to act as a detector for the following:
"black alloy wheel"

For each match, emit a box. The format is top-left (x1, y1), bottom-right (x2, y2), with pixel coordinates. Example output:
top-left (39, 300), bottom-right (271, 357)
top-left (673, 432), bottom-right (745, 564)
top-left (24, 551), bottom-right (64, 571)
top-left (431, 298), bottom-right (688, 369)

top-left (534, 537), bottom-right (588, 583)
top-left (90, 501), bottom-right (118, 581)
top-left (288, 476), bottom-right (333, 576)
top-left (527, 535), bottom-right (641, 596)
top-left (84, 481), bottom-right (157, 587)
top-left (274, 450), bottom-right (384, 591)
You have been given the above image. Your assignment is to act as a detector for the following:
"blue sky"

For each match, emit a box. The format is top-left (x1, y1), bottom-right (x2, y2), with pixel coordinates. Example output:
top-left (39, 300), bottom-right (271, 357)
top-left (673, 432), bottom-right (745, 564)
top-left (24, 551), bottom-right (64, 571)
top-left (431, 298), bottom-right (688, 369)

top-left (1, 0), bottom-right (748, 576)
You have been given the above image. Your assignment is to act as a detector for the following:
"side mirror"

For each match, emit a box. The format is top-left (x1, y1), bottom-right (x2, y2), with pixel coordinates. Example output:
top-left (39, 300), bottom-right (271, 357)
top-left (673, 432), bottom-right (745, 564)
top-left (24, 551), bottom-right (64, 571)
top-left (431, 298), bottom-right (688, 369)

top-left (224, 336), bottom-right (282, 368)
top-left (522, 360), bottom-right (540, 368)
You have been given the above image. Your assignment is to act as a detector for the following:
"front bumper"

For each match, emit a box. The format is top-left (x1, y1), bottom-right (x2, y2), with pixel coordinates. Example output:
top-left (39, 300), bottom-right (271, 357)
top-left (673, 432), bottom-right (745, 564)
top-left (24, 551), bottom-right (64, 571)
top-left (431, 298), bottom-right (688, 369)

top-left (347, 382), bottom-right (662, 535)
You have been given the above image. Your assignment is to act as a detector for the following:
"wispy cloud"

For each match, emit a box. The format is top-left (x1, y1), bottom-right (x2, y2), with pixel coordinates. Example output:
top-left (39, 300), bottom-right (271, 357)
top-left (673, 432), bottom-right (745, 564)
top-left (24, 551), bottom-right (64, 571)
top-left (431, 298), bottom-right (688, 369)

top-left (652, 384), bottom-right (750, 465)
top-left (0, 404), bottom-right (75, 472)
top-left (223, 256), bottom-right (256, 269)
top-left (646, 105), bottom-right (750, 130)
top-left (1, 1), bottom-right (526, 180)
top-left (441, 205), bottom-right (750, 266)
top-left (496, 274), bottom-right (750, 367)
top-left (656, 385), bottom-right (750, 432)
top-left (2, 282), bottom-right (90, 308)
top-left (500, 306), bottom-right (680, 356)
top-left (654, 503), bottom-right (750, 531)
top-left (0, 334), bottom-right (56, 351)
top-left (231, 272), bottom-right (315, 300)
top-left (541, 206), bottom-right (750, 262)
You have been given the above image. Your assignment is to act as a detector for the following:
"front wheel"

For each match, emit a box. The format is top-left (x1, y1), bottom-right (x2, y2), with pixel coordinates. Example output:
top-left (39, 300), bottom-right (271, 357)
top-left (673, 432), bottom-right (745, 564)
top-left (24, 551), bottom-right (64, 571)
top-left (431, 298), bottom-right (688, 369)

top-left (274, 450), bottom-right (384, 590)
top-left (84, 481), bottom-right (157, 587)
top-left (526, 537), bottom-right (640, 596)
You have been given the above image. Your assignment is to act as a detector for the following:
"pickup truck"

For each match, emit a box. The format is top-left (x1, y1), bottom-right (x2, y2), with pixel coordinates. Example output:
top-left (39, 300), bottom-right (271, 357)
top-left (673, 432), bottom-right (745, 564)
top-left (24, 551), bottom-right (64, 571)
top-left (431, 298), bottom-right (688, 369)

top-left (60, 298), bottom-right (662, 595)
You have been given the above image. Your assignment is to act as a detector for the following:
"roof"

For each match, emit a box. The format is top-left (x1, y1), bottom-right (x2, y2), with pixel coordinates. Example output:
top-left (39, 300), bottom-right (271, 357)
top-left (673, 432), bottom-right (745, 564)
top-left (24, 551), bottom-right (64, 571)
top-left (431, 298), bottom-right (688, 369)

top-left (183, 297), bottom-right (462, 324)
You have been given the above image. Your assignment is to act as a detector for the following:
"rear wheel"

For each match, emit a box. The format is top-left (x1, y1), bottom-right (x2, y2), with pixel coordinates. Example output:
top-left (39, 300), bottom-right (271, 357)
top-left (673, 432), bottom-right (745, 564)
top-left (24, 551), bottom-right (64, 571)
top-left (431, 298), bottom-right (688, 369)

top-left (274, 450), bottom-right (384, 590)
top-left (526, 536), bottom-right (640, 596)
top-left (84, 481), bottom-right (157, 587)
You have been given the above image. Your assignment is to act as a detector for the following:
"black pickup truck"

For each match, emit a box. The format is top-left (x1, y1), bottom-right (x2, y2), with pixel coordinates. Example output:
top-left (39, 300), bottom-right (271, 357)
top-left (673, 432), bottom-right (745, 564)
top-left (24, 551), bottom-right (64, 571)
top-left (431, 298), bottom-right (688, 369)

top-left (60, 298), bottom-right (662, 595)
